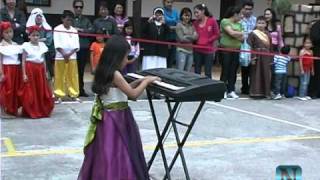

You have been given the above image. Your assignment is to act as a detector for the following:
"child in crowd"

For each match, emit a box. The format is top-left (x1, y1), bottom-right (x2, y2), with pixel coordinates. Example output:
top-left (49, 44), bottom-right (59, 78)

top-left (176, 7), bottom-right (198, 72)
top-left (20, 25), bottom-right (54, 118)
top-left (0, 21), bottom-right (22, 118)
top-left (298, 37), bottom-right (314, 100)
top-left (272, 46), bottom-right (291, 100)
top-left (122, 20), bottom-right (140, 74)
top-left (26, 8), bottom-right (55, 80)
top-left (247, 16), bottom-right (272, 98)
top-left (78, 35), bottom-right (159, 180)
top-left (142, 7), bottom-right (169, 70)
top-left (90, 29), bottom-right (105, 73)
top-left (53, 10), bottom-right (80, 103)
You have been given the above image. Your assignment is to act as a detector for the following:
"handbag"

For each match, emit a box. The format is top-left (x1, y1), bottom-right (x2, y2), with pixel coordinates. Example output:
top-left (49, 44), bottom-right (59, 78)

top-left (239, 39), bottom-right (251, 67)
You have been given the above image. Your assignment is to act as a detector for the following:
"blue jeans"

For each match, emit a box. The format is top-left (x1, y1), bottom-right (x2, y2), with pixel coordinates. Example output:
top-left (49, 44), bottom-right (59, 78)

top-left (176, 50), bottom-right (193, 71)
top-left (194, 51), bottom-right (214, 78)
top-left (273, 73), bottom-right (287, 95)
top-left (299, 72), bottom-right (311, 97)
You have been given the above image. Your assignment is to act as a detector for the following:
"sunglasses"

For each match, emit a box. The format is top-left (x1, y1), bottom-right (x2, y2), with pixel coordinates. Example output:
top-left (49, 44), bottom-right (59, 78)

top-left (74, 6), bottom-right (83, 9)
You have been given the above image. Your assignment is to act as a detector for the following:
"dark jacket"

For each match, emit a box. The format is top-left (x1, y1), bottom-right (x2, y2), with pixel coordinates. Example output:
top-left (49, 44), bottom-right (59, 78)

top-left (0, 7), bottom-right (26, 44)
top-left (93, 16), bottom-right (119, 36)
top-left (73, 15), bottom-right (93, 49)
top-left (143, 22), bottom-right (169, 57)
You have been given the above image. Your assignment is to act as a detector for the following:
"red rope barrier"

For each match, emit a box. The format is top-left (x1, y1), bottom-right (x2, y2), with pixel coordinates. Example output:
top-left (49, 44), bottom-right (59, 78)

top-left (53, 29), bottom-right (320, 60)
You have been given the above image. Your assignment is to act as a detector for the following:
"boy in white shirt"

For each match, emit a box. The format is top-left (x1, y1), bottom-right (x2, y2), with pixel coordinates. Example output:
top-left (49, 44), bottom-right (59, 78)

top-left (53, 10), bottom-right (80, 103)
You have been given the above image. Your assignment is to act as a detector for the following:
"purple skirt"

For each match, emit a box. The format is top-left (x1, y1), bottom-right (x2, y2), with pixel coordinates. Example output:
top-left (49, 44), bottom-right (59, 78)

top-left (78, 108), bottom-right (149, 180)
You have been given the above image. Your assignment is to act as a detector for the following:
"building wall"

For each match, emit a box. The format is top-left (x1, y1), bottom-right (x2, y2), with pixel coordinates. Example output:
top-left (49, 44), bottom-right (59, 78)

top-left (25, 0), bottom-right (95, 15)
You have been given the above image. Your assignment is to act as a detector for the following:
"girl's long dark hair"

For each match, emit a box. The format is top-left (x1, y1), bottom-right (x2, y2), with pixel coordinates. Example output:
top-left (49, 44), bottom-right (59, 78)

top-left (264, 8), bottom-right (278, 32)
top-left (92, 35), bottom-right (130, 95)
top-left (194, 4), bottom-right (212, 17)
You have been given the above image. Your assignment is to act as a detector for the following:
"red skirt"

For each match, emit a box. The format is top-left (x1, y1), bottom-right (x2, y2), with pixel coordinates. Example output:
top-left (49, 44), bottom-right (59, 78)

top-left (18, 62), bottom-right (54, 118)
top-left (0, 65), bottom-right (22, 115)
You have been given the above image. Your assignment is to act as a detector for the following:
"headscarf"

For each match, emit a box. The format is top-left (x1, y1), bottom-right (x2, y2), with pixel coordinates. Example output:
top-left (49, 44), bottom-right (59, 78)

top-left (26, 8), bottom-right (52, 30)
top-left (153, 7), bottom-right (164, 15)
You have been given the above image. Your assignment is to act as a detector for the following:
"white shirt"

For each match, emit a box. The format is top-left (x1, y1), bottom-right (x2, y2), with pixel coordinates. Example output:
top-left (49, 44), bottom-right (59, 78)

top-left (22, 42), bottom-right (48, 63)
top-left (53, 24), bottom-right (80, 60)
top-left (0, 42), bottom-right (22, 65)
top-left (100, 88), bottom-right (128, 104)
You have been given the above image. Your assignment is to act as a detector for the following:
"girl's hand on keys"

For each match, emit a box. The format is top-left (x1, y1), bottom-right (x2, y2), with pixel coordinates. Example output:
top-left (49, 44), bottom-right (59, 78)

top-left (145, 76), bottom-right (161, 83)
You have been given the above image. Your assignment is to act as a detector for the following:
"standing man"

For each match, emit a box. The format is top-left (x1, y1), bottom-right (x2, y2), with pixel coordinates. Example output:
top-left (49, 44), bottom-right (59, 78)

top-left (240, 0), bottom-right (256, 95)
top-left (73, 0), bottom-right (92, 97)
top-left (163, 0), bottom-right (179, 68)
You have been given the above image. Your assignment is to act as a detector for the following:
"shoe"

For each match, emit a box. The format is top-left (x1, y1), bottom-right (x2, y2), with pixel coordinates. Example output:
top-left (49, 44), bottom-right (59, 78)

top-left (297, 97), bottom-right (307, 101)
top-left (72, 97), bottom-right (82, 103)
top-left (305, 96), bottom-right (312, 100)
top-left (0, 110), bottom-right (16, 119)
top-left (55, 98), bottom-right (62, 104)
top-left (79, 91), bottom-right (89, 97)
top-left (272, 94), bottom-right (282, 100)
top-left (227, 91), bottom-right (239, 99)
top-left (224, 92), bottom-right (227, 99)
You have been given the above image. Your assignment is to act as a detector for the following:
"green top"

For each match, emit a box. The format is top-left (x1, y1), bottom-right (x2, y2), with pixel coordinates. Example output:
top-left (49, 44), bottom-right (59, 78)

top-left (84, 96), bottom-right (128, 149)
top-left (220, 18), bottom-right (243, 49)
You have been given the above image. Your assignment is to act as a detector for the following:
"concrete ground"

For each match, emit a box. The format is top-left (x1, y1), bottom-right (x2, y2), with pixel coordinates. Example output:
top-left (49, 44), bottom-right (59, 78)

top-left (1, 70), bottom-right (320, 180)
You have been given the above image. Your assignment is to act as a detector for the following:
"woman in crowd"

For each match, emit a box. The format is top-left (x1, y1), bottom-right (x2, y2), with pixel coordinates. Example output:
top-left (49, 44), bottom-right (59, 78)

top-left (193, 4), bottom-right (220, 78)
top-left (175, 7), bottom-right (198, 72)
top-left (264, 8), bottom-right (283, 52)
top-left (93, 1), bottom-right (119, 36)
top-left (219, 6), bottom-right (243, 99)
top-left (111, 2), bottom-right (128, 32)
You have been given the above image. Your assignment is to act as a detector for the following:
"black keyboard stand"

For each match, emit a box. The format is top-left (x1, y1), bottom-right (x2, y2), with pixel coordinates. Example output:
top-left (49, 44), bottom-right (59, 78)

top-left (146, 90), bottom-right (205, 180)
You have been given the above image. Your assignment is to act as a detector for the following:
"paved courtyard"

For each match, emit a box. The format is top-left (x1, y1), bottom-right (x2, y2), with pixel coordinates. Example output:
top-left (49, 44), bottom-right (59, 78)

top-left (1, 95), bottom-right (320, 180)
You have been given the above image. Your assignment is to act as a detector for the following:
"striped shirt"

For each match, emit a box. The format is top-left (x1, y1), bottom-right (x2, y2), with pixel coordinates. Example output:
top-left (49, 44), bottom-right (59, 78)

top-left (274, 55), bottom-right (291, 74)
